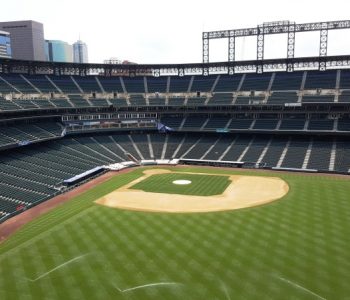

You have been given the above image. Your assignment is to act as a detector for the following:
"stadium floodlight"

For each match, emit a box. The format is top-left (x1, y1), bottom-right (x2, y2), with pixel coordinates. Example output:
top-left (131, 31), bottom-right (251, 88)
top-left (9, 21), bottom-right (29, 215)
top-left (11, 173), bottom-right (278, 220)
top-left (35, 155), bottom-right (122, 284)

top-left (202, 20), bottom-right (350, 69)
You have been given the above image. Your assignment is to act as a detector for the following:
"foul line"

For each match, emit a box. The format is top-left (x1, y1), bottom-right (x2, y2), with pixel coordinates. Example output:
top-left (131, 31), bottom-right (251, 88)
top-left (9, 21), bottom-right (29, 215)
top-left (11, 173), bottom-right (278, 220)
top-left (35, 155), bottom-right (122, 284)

top-left (114, 282), bottom-right (182, 293)
top-left (27, 253), bottom-right (89, 282)
top-left (276, 275), bottom-right (326, 300)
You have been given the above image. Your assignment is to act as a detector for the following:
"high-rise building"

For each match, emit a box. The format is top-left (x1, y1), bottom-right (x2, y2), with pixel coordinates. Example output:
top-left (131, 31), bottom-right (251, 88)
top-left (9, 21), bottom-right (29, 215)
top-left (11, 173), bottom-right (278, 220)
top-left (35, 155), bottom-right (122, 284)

top-left (73, 40), bottom-right (88, 63)
top-left (0, 20), bottom-right (46, 61)
top-left (45, 40), bottom-right (73, 62)
top-left (0, 30), bottom-right (11, 58)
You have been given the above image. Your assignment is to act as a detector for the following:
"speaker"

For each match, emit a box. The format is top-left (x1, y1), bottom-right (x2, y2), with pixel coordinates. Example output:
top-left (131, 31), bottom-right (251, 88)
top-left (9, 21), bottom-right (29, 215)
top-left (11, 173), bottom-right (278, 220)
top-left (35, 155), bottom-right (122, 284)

top-left (92, 92), bottom-right (96, 98)
top-left (197, 91), bottom-right (201, 97)
top-left (113, 92), bottom-right (117, 98)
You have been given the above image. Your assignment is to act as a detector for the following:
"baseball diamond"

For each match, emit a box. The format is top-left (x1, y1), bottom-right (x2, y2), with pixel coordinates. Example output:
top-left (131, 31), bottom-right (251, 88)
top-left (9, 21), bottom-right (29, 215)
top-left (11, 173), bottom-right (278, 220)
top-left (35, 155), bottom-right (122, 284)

top-left (96, 169), bottom-right (289, 212)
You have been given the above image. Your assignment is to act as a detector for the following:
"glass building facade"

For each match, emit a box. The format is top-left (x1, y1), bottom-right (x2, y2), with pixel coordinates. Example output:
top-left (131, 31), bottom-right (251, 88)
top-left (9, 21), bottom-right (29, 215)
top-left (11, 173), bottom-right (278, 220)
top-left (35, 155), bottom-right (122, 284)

top-left (0, 31), bottom-right (12, 58)
top-left (45, 40), bottom-right (73, 63)
top-left (73, 40), bottom-right (88, 63)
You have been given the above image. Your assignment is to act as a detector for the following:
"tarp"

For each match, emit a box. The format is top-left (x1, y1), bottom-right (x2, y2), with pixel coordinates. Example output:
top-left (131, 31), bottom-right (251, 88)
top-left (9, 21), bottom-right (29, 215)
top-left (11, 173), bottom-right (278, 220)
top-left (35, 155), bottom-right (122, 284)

top-left (63, 166), bottom-right (104, 184)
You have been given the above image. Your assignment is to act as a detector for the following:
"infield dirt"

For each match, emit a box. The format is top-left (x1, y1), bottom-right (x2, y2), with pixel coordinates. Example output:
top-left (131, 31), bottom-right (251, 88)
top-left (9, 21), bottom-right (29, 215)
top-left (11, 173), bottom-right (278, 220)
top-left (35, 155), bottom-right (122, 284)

top-left (96, 169), bottom-right (289, 212)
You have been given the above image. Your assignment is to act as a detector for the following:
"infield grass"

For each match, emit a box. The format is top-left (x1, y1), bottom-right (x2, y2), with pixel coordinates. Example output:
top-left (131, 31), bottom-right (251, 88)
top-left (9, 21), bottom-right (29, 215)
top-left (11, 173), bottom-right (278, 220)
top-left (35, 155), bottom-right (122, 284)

top-left (1, 167), bottom-right (350, 300)
top-left (130, 173), bottom-right (231, 196)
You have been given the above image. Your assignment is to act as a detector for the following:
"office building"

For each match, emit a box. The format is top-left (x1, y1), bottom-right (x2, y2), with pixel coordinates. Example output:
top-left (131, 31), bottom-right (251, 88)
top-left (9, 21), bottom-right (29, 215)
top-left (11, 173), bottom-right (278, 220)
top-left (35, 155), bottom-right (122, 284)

top-left (0, 20), bottom-right (46, 61)
top-left (45, 40), bottom-right (73, 62)
top-left (73, 40), bottom-right (88, 63)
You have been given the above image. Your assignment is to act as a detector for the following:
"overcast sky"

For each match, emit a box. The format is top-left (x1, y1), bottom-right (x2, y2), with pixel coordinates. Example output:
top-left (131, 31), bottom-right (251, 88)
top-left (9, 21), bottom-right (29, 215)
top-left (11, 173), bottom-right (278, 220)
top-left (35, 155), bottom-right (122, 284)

top-left (2, 0), bottom-right (350, 64)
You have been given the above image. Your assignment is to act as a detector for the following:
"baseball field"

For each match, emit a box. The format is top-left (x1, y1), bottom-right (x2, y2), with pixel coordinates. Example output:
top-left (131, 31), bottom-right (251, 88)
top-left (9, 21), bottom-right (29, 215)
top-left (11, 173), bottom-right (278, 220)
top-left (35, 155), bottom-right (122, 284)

top-left (0, 166), bottom-right (350, 299)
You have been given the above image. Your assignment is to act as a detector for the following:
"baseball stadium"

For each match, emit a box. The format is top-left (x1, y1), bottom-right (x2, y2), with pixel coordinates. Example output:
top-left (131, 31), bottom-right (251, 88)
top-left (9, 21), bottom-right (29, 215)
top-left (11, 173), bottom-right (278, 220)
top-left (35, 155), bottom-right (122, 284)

top-left (1, 20), bottom-right (350, 300)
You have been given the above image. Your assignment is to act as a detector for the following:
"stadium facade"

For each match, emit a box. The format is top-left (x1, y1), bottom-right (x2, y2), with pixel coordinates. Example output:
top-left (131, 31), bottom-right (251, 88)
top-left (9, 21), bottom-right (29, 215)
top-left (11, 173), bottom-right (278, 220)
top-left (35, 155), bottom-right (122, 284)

top-left (0, 20), bottom-right (46, 61)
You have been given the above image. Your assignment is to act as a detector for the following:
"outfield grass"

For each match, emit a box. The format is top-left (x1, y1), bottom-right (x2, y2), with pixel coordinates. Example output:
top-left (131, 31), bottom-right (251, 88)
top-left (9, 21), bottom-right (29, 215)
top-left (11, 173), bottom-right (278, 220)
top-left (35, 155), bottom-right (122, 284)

top-left (1, 167), bottom-right (350, 299)
top-left (130, 173), bottom-right (231, 196)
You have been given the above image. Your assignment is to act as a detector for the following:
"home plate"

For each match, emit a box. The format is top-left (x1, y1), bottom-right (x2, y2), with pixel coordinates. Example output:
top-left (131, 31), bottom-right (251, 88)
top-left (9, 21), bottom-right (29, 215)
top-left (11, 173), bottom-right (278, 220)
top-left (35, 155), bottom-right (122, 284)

top-left (172, 180), bottom-right (191, 185)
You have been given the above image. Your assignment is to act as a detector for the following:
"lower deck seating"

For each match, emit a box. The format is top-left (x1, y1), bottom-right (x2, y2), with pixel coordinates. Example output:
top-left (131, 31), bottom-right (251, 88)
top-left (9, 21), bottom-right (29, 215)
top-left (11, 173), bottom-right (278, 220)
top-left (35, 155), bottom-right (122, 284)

top-left (184, 136), bottom-right (220, 159)
top-left (281, 138), bottom-right (309, 169)
top-left (261, 136), bottom-right (289, 167)
top-left (221, 135), bottom-right (253, 161)
top-left (1, 132), bottom-right (349, 221)
top-left (307, 139), bottom-right (332, 170)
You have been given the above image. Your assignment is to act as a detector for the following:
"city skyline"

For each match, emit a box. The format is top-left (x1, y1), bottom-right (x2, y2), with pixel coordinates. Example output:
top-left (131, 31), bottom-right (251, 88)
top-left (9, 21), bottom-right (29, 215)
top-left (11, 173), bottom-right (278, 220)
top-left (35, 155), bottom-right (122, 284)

top-left (1, 0), bottom-right (350, 64)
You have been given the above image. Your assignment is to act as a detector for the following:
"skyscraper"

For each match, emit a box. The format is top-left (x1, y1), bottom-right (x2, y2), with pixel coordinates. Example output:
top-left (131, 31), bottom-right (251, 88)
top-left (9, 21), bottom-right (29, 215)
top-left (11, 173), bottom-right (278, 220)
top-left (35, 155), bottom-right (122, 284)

top-left (0, 31), bottom-right (11, 58)
top-left (0, 20), bottom-right (45, 61)
top-left (45, 40), bottom-right (73, 62)
top-left (73, 40), bottom-right (88, 63)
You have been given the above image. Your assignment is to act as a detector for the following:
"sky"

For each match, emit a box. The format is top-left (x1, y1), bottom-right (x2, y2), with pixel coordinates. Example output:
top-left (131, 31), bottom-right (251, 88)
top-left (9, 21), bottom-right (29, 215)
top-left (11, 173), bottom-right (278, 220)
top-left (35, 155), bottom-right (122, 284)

top-left (1, 0), bottom-right (350, 64)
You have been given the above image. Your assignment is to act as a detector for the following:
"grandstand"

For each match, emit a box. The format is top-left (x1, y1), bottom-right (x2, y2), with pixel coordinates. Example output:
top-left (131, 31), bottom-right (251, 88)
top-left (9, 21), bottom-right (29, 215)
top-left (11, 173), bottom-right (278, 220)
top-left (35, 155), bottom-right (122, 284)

top-left (0, 19), bottom-right (350, 222)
